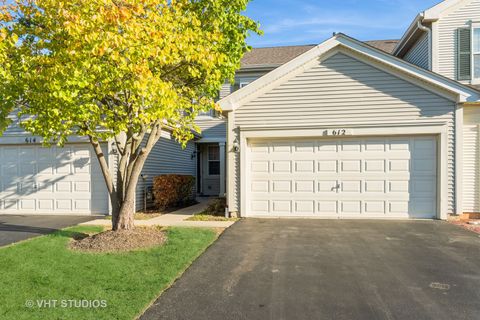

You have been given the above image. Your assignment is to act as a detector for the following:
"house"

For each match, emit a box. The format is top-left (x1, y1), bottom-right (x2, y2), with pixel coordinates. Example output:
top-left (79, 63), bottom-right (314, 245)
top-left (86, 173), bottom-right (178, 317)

top-left (1, 0), bottom-right (480, 220)
top-left (218, 0), bottom-right (480, 219)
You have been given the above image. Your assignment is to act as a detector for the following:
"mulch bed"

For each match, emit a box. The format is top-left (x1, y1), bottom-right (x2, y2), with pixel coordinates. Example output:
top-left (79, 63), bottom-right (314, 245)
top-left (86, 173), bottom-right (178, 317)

top-left (69, 227), bottom-right (167, 253)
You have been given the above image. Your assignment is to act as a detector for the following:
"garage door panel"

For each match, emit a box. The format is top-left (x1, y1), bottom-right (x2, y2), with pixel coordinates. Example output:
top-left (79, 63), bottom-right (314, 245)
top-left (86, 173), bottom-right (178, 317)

top-left (340, 201), bottom-right (362, 214)
top-left (318, 201), bottom-right (338, 214)
top-left (248, 136), bottom-right (437, 218)
top-left (295, 180), bottom-right (315, 193)
top-left (295, 200), bottom-right (315, 214)
top-left (318, 160), bottom-right (337, 173)
top-left (364, 201), bottom-right (386, 214)
top-left (38, 199), bottom-right (54, 210)
top-left (3, 200), bottom-right (18, 210)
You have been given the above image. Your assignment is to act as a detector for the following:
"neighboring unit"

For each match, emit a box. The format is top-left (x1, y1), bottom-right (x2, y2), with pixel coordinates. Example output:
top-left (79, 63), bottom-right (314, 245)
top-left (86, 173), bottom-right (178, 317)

top-left (0, 120), bottom-right (197, 214)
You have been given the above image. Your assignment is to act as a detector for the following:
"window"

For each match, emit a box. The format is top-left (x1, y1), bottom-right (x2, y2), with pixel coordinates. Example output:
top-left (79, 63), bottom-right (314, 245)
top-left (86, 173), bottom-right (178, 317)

top-left (208, 145), bottom-right (220, 175)
top-left (198, 110), bottom-right (219, 117)
top-left (232, 78), bottom-right (255, 92)
top-left (473, 27), bottom-right (480, 80)
top-left (459, 25), bottom-right (480, 82)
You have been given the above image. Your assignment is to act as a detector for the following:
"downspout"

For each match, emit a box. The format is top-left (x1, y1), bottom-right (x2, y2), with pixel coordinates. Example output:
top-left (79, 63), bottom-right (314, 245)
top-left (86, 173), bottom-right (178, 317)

top-left (417, 20), bottom-right (432, 70)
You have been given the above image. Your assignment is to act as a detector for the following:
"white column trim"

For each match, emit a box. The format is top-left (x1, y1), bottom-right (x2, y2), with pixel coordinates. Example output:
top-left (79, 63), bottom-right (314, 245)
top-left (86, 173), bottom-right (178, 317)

top-left (455, 106), bottom-right (463, 215)
top-left (227, 111), bottom-right (237, 212)
top-left (219, 142), bottom-right (226, 197)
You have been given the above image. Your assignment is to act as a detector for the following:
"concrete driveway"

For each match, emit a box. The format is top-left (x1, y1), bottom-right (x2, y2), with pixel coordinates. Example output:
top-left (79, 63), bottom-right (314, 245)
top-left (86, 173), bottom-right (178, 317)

top-left (0, 215), bottom-right (98, 247)
top-left (141, 219), bottom-right (480, 320)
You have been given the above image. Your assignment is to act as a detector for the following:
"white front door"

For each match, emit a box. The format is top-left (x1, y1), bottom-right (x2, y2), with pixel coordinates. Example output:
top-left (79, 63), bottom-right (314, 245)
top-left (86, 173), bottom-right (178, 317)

top-left (247, 136), bottom-right (437, 219)
top-left (0, 144), bottom-right (108, 214)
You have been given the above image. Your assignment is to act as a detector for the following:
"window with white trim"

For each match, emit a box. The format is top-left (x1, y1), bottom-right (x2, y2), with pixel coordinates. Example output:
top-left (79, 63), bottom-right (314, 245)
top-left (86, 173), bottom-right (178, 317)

top-left (473, 27), bottom-right (480, 80)
top-left (208, 145), bottom-right (220, 175)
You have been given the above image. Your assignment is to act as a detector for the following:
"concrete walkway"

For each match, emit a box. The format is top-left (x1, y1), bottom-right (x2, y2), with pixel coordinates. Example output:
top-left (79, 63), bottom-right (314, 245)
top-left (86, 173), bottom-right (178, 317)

top-left (80, 200), bottom-right (236, 228)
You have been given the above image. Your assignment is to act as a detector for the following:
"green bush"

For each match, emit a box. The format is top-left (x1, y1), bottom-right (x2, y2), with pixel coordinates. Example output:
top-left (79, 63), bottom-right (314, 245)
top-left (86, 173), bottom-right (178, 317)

top-left (153, 174), bottom-right (195, 210)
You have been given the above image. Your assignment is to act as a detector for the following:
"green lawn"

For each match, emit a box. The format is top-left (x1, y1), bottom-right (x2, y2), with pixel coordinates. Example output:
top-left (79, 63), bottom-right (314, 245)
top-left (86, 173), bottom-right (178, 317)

top-left (0, 226), bottom-right (217, 320)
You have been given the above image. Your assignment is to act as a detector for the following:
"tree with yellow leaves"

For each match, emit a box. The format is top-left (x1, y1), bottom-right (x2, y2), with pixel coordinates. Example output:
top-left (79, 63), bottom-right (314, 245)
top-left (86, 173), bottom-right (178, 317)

top-left (0, 0), bottom-right (260, 230)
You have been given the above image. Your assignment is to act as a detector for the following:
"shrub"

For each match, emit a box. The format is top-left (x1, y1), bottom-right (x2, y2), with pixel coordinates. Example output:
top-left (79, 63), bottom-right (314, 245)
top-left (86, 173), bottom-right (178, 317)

top-left (202, 197), bottom-right (227, 216)
top-left (153, 174), bottom-right (195, 210)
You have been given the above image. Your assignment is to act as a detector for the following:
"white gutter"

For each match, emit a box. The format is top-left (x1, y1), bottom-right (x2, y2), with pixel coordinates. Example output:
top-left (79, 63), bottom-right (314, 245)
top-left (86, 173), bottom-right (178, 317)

top-left (393, 14), bottom-right (422, 56)
top-left (417, 20), bottom-right (432, 70)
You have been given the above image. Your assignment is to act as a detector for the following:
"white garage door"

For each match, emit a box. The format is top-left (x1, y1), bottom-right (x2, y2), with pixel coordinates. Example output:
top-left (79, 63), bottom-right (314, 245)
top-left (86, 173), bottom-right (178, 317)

top-left (248, 136), bottom-right (437, 219)
top-left (0, 144), bottom-right (109, 215)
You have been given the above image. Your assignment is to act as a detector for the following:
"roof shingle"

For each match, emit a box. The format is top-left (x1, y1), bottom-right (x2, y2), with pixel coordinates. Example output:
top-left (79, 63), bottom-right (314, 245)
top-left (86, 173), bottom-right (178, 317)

top-left (240, 39), bottom-right (400, 69)
top-left (241, 45), bottom-right (315, 68)
top-left (364, 40), bottom-right (399, 54)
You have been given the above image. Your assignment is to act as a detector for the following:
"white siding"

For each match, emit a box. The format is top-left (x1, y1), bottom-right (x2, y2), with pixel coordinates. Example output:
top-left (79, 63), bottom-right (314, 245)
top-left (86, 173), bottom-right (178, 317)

top-left (404, 32), bottom-right (430, 70)
top-left (230, 52), bottom-right (456, 214)
top-left (437, 0), bottom-right (480, 82)
top-left (463, 107), bottom-right (480, 212)
top-left (135, 131), bottom-right (196, 211)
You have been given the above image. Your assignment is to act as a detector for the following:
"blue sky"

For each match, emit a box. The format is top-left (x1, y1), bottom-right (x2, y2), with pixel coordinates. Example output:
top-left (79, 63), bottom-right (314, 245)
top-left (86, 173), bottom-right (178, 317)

top-left (245, 0), bottom-right (441, 47)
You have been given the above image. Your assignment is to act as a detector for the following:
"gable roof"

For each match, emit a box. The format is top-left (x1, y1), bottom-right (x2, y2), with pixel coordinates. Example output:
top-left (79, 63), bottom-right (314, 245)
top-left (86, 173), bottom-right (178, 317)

top-left (219, 33), bottom-right (480, 112)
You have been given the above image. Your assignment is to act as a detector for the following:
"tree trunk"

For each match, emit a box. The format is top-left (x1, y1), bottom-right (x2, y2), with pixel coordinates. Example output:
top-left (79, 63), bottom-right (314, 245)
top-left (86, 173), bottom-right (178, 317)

top-left (90, 123), bottom-right (164, 231)
top-left (114, 197), bottom-right (135, 230)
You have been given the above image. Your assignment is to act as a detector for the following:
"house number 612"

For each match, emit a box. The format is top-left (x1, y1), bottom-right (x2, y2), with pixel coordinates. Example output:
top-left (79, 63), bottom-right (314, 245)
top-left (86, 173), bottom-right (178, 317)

top-left (331, 129), bottom-right (346, 136)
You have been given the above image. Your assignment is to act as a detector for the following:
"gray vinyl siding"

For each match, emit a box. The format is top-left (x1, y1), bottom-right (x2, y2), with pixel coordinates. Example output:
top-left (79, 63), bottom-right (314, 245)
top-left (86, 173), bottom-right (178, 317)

top-left (219, 83), bottom-right (232, 99)
top-left (404, 32), bottom-right (429, 70)
top-left (231, 52), bottom-right (456, 214)
top-left (196, 117), bottom-right (226, 140)
top-left (135, 131), bottom-right (196, 211)
top-left (2, 109), bottom-right (29, 135)
top-left (437, 0), bottom-right (480, 82)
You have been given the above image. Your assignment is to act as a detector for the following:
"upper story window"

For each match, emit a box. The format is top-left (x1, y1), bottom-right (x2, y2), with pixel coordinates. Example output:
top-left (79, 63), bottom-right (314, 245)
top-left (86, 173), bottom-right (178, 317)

top-left (473, 27), bottom-right (480, 80)
top-left (197, 110), bottom-right (219, 117)
top-left (458, 25), bottom-right (480, 82)
top-left (232, 81), bottom-right (250, 92)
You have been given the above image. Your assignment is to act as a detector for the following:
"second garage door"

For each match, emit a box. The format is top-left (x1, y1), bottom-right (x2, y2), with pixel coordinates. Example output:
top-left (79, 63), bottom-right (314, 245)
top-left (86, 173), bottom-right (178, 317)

top-left (248, 136), bottom-right (437, 219)
top-left (0, 144), bottom-right (109, 215)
